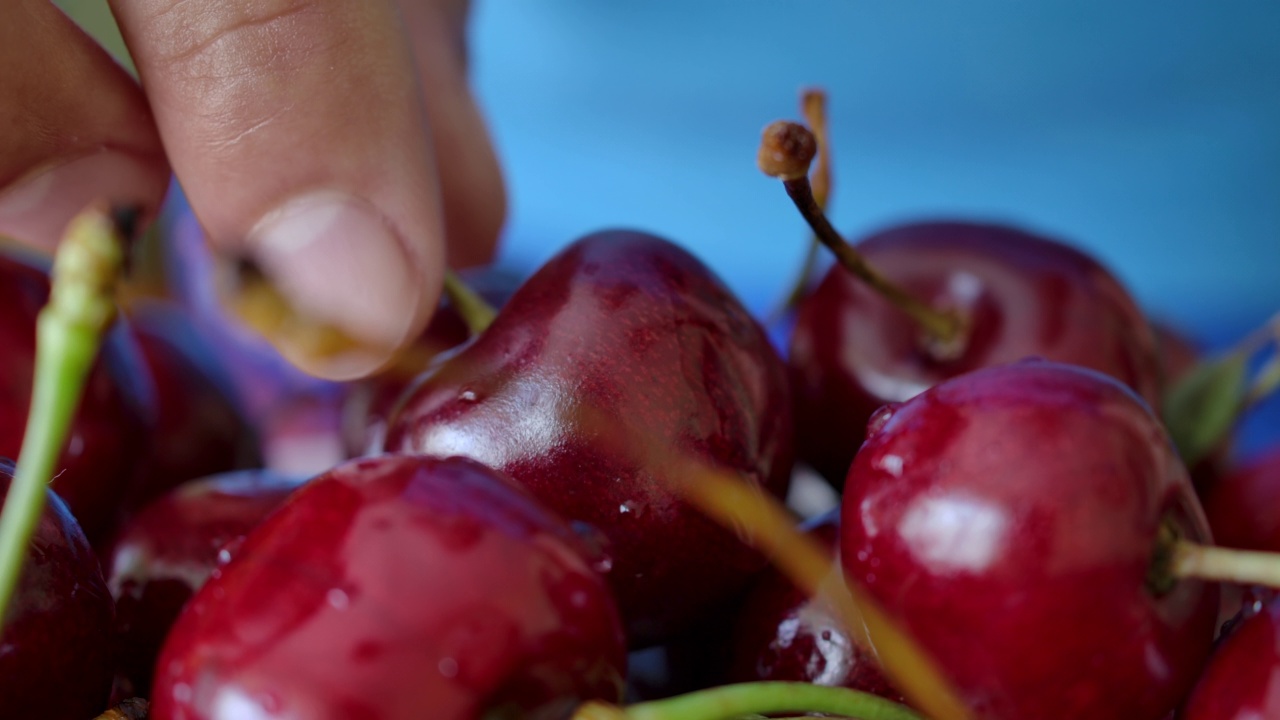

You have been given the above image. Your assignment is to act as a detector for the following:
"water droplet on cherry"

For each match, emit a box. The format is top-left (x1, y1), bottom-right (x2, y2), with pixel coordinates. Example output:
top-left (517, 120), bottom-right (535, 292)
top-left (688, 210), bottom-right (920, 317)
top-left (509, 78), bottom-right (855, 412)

top-left (866, 403), bottom-right (901, 437)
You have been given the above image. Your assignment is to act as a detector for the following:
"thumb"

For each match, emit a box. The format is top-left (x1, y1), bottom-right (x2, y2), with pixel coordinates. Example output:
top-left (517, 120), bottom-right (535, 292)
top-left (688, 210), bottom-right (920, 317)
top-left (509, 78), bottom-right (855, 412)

top-left (110, 0), bottom-right (499, 380)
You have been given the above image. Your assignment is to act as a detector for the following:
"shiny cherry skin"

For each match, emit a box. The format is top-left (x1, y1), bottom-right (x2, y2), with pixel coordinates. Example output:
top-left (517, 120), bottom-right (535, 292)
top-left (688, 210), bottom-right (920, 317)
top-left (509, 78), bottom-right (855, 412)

top-left (841, 360), bottom-right (1217, 720)
top-left (727, 510), bottom-right (903, 703)
top-left (119, 300), bottom-right (262, 515)
top-left (343, 266), bottom-right (522, 457)
top-left (384, 230), bottom-right (794, 646)
top-left (341, 305), bottom-right (469, 457)
top-left (0, 251), bottom-right (151, 545)
top-left (151, 454), bottom-right (627, 720)
top-left (1202, 448), bottom-right (1280, 552)
top-left (790, 221), bottom-right (1161, 487)
top-left (105, 469), bottom-right (303, 697)
top-left (1181, 598), bottom-right (1280, 719)
top-left (0, 460), bottom-right (115, 720)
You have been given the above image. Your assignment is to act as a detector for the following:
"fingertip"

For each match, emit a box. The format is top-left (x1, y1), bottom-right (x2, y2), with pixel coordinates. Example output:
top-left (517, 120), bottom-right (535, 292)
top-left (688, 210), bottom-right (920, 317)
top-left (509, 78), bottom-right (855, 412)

top-left (219, 191), bottom-right (443, 381)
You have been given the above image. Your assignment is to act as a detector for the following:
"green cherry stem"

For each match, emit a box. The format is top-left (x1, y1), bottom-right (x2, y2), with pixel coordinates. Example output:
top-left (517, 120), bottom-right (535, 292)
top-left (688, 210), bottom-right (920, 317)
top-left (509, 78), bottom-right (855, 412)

top-left (442, 269), bottom-right (497, 337)
top-left (1172, 541), bottom-right (1280, 588)
top-left (1148, 520), bottom-right (1280, 593)
top-left (627, 683), bottom-right (924, 720)
top-left (0, 203), bottom-right (129, 625)
top-left (757, 121), bottom-right (967, 359)
top-left (575, 683), bottom-right (923, 720)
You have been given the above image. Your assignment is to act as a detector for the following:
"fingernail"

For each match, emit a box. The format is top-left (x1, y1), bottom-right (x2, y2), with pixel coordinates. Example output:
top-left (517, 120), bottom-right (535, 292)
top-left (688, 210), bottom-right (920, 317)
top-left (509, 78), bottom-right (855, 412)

top-left (0, 150), bottom-right (159, 249)
top-left (242, 191), bottom-right (423, 378)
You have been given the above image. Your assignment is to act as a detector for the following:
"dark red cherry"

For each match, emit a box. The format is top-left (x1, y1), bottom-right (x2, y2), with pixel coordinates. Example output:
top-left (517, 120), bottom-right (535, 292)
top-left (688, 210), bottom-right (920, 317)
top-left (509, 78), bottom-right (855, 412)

top-left (151, 454), bottom-right (626, 720)
top-left (118, 299), bottom-right (261, 516)
top-left (105, 469), bottom-right (303, 697)
top-left (0, 460), bottom-right (115, 720)
top-left (0, 251), bottom-right (151, 545)
top-left (1152, 321), bottom-right (1202, 389)
top-left (790, 221), bottom-right (1161, 487)
top-left (342, 266), bottom-right (522, 457)
top-left (1181, 597), bottom-right (1280, 719)
top-left (384, 230), bottom-right (794, 646)
top-left (1202, 448), bottom-right (1280, 553)
top-left (841, 360), bottom-right (1216, 720)
top-left (726, 510), bottom-right (903, 703)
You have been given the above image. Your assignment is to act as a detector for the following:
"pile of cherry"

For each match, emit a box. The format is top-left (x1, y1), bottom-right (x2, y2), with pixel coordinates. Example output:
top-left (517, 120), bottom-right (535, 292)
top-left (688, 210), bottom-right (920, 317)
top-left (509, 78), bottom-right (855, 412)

top-left (4, 109), bottom-right (1280, 720)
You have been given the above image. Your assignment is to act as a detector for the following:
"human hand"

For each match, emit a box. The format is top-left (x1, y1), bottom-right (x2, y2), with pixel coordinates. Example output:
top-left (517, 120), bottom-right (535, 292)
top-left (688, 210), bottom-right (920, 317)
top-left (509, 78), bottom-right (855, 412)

top-left (0, 0), bottom-right (506, 379)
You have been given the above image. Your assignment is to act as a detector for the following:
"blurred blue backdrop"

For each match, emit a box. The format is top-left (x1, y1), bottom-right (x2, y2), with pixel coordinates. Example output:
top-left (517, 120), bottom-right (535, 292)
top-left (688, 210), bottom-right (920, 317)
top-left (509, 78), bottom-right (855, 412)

top-left (471, 1), bottom-right (1279, 343)
top-left (468, 1), bottom-right (1280, 454)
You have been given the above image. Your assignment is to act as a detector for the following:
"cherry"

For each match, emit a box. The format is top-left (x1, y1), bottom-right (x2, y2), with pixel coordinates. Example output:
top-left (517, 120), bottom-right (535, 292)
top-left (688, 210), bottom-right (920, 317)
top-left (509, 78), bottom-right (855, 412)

top-left (726, 510), bottom-right (904, 704)
top-left (1153, 322), bottom-right (1202, 389)
top-left (104, 469), bottom-right (303, 698)
top-left (151, 454), bottom-right (626, 720)
top-left (342, 266), bottom-right (521, 457)
top-left (0, 459), bottom-right (115, 720)
top-left (118, 299), bottom-right (261, 516)
top-left (788, 220), bottom-right (1162, 486)
top-left (1202, 448), bottom-right (1280, 553)
top-left (840, 360), bottom-right (1218, 719)
top-left (759, 122), bottom-right (1162, 488)
top-left (0, 244), bottom-right (152, 546)
top-left (1181, 597), bottom-right (1280, 719)
top-left (383, 230), bottom-right (794, 646)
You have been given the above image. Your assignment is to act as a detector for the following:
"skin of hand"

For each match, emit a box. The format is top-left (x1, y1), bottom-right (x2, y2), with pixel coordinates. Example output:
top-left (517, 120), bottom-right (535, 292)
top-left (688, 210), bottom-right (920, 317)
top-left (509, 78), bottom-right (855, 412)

top-left (0, 0), bottom-right (506, 380)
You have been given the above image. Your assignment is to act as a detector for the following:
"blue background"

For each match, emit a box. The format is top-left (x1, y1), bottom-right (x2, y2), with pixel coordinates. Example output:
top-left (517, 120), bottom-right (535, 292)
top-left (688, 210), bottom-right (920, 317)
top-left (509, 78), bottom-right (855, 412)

top-left (471, 2), bottom-right (1279, 338)
top-left (467, 2), bottom-right (1280, 454)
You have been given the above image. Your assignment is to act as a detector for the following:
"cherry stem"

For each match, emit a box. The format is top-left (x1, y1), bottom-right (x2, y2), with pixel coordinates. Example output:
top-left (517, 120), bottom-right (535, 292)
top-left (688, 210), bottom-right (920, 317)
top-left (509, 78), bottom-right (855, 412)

top-left (442, 269), bottom-right (497, 337)
top-left (772, 88), bottom-right (833, 320)
top-left (0, 203), bottom-right (129, 626)
top-left (674, 466), bottom-right (970, 719)
top-left (223, 258), bottom-right (363, 361)
top-left (570, 398), bottom-right (971, 718)
top-left (577, 682), bottom-right (922, 720)
top-left (758, 121), bottom-right (966, 356)
top-left (1172, 540), bottom-right (1280, 588)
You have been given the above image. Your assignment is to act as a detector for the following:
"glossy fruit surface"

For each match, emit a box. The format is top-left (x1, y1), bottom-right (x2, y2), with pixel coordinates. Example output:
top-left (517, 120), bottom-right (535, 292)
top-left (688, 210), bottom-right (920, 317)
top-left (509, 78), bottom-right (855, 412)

top-left (384, 230), bottom-right (794, 645)
top-left (342, 266), bottom-right (521, 457)
top-left (790, 221), bottom-right (1161, 486)
top-left (106, 469), bottom-right (302, 697)
top-left (727, 510), bottom-right (903, 703)
top-left (151, 454), bottom-right (626, 720)
top-left (1181, 598), bottom-right (1280, 719)
top-left (0, 461), bottom-right (115, 720)
top-left (841, 360), bottom-right (1216, 720)
top-left (0, 251), bottom-right (151, 544)
top-left (120, 300), bottom-right (261, 515)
